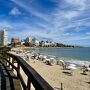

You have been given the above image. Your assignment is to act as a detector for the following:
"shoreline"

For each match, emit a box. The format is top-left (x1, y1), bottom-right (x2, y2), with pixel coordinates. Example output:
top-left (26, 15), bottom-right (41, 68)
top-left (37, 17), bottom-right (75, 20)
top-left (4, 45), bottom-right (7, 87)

top-left (11, 47), bottom-right (90, 66)
top-left (22, 47), bottom-right (82, 48)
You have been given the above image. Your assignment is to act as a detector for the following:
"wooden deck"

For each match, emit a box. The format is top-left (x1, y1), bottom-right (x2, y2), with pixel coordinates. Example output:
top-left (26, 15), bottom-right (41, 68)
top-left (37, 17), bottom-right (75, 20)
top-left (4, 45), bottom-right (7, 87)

top-left (0, 60), bottom-right (22, 90)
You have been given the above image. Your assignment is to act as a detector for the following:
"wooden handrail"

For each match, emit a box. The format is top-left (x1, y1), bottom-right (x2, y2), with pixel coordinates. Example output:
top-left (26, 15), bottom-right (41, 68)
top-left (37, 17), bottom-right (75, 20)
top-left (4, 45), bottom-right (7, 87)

top-left (0, 51), bottom-right (54, 90)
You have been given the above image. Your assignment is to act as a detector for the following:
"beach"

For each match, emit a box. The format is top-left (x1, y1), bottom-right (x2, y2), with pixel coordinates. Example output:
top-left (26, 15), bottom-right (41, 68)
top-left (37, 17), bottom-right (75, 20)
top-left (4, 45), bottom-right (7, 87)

top-left (10, 47), bottom-right (90, 90)
top-left (26, 60), bottom-right (90, 90)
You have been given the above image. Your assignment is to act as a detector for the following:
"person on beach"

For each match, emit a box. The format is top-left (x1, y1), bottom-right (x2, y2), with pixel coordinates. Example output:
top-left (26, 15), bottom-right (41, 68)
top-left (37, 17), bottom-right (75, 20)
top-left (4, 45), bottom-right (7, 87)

top-left (26, 55), bottom-right (29, 60)
top-left (62, 62), bottom-right (66, 69)
top-left (82, 65), bottom-right (87, 74)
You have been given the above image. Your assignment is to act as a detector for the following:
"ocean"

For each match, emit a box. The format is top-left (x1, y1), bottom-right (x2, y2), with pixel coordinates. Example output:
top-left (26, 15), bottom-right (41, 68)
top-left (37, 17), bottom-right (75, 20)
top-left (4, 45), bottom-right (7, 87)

top-left (33, 47), bottom-right (90, 66)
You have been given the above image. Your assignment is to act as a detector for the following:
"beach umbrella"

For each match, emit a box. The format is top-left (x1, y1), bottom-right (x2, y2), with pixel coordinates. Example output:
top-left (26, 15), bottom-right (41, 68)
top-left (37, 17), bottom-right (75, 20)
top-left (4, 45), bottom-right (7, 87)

top-left (43, 56), bottom-right (47, 59)
top-left (50, 58), bottom-right (55, 60)
top-left (69, 64), bottom-right (76, 67)
top-left (68, 66), bottom-right (77, 69)
top-left (45, 59), bottom-right (50, 61)
top-left (50, 58), bottom-right (56, 65)
top-left (59, 60), bottom-right (64, 63)
top-left (39, 55), bottom-right (43, 57)
top-left (68, 66), bottom-right (77, 75)
top-left (87, 68), bottom-right (90, 71)
top-left (45, 59), bottom-right (51, 65)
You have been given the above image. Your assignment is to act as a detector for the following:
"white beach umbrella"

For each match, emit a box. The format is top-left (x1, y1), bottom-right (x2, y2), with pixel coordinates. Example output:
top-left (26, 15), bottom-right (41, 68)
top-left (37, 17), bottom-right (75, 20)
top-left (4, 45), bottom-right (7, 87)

top-left (43, 56), bottom-right (47, 59)
top-left (59, 60), bottom-right (64, 63)
top-left (87, 68), bottom-right (90, 71)
top-left (45, 59), bottom-right (50, 61)
top-left (50, 58), bottom-right (55, 60)
top-left (45, 58), bottom-right (51, 65)
top-left (68, 66), bottom-right (77, 75)
top-left (68, 66), bottom-right (77, 70)
top-left (69, 64), bottom-right (76, 67)
top-left (39, 55), bottom-right (43, 58)
top-left (50, 58), bottom-right (56, 65)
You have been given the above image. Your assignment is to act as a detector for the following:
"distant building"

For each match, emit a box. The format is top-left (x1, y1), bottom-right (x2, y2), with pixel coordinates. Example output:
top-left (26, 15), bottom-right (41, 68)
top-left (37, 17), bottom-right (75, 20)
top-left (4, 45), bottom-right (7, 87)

top-left (31, 37), bottom-right (36, 46)
top-left (35, 40), bottom-right (40, 46)
top-left (23, 37), bottom-right (30, 46)
top-left (11, 37), bottom-right (20, 46)
top-left (44, 42), bottom-right (52, 46)
top-left (0, 29), bottom-right (8, 46)
top-left (39, 41), bottom-right (45, 47)
top-left (31, 38), bottom-right (40, 46)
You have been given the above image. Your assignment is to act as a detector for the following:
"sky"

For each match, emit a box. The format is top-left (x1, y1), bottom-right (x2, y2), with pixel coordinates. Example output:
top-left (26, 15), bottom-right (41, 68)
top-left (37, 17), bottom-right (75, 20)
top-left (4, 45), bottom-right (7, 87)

top-left (0, 0), bottom-right (90, 46)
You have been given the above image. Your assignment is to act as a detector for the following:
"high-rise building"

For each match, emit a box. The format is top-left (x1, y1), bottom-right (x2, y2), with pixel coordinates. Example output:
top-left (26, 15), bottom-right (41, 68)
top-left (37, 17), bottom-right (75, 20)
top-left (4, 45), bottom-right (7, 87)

top-left (0, 29), bottom-right (8, 46)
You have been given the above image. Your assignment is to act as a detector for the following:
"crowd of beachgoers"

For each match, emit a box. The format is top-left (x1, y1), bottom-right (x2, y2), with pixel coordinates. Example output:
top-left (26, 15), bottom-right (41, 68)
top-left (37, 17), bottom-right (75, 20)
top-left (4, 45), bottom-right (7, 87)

top-left (9, 47), bottom-right (90, 90)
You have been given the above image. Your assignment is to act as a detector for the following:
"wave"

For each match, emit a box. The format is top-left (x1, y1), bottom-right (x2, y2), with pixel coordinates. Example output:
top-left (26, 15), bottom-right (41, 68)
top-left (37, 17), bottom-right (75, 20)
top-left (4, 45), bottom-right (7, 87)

top-left (27, 48), bottom-right (90, 67)
top-left (58, 57), bottom-right (90, 67)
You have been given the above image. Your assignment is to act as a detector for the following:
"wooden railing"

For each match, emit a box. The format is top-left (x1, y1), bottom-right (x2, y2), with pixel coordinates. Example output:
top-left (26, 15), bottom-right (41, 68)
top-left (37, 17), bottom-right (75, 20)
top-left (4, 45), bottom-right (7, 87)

top-left (0, 51), bottom-right (54, 90)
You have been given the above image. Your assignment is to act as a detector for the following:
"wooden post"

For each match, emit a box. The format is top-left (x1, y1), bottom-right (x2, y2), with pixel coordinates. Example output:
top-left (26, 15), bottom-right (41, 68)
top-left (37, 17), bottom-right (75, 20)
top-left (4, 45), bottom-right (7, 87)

top-left (8, 56), bottom-right (10, 67)
top-left (61, 83), bottom-right (63, 90)
top-left (12, 58), bottom-right (14, 71)
top-left (27, 76), bottom-right (31, 90)
top-left (17, 63), bottom-right (20, 77)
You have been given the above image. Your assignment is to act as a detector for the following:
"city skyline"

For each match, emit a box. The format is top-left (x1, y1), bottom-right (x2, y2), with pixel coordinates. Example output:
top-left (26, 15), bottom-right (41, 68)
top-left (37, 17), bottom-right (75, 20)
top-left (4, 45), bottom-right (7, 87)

top-left (0, 0), bottom-right (90, 46)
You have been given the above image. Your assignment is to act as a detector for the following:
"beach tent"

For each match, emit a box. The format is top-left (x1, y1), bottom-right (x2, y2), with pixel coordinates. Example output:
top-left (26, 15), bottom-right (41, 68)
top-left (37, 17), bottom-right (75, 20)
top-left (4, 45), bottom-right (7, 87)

top-left (45, 59), bottom-right (51, 65)
top-left (87, 67), bottom-right (90, 71)
top-left (60, 60), bottom-right (64, 63)
top-left (59, 60), bottom-right (65, 67)
top-left (68, 65), bottom-right (77, 75)
top-left (69, 64), bottom-right (76, 67)
top-left (68, 66), bottom-right (77, 70)
top-left (50, 58), bottom-right (56, 65)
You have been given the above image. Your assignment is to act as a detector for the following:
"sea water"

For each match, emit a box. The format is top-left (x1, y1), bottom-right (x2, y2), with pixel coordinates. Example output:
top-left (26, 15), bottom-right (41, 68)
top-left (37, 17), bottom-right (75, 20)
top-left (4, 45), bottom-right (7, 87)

top-left (33, 47), bottom-right (90, 66)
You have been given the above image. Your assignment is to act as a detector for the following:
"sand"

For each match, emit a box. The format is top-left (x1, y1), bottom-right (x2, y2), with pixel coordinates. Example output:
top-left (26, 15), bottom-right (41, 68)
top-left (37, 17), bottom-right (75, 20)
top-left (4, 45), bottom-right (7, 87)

top-left (25, 60), bottom-right (90, 90)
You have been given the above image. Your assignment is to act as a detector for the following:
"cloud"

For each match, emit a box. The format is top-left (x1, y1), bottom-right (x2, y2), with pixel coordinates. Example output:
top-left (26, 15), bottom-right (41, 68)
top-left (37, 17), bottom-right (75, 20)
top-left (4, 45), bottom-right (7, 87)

top-left (62, 33), bottom-right (72, 37)
top-left (64, 0), bottom-right (86, 10)
top-left (10, 0), bottom-right (51, 22)
top-left (0, 21), bottom-right (13, 29)
top-left (9, 7), bottom-right (21, 15)
top-left (48, 0), bottom-right (90, 33)
top-left (86, 32), bottom-right (90, 35)
top-left (64, 11), bottom-right (80, 20)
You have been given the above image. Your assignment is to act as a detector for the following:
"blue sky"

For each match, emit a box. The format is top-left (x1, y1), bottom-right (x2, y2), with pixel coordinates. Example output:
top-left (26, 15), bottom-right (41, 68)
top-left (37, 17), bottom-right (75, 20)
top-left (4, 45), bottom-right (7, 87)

top-left (0, 0), bottom-right (90, 46)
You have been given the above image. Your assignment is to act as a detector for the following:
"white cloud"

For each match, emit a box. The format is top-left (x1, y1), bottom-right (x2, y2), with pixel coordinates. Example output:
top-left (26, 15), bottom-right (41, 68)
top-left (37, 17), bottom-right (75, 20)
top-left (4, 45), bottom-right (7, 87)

top-left (62, 33), bottom-right (72, 37)
top-left (0, 21), bottom-right (13, 29)
top-left (86, 32), bottom-right (90, 35)
top-left (11, 0), bottom-right (51, 22)
top-left (9, 7), bottom-right (21, 15)
top-left (65, 0), bottom-right (86, 10)
top-left (64, 11), bottom-right (80, 20)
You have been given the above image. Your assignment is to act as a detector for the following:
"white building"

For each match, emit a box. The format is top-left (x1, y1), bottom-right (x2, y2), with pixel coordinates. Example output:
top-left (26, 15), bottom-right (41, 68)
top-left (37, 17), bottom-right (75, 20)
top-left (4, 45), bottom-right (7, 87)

top-left (31, 38), bottom-right (40, 46)
top-left (44, 42), bottom-right (51, 46)
top-left (35, 40), bottom-right (40, 46)
top-left (0, 29), bottom-right (8, 46)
